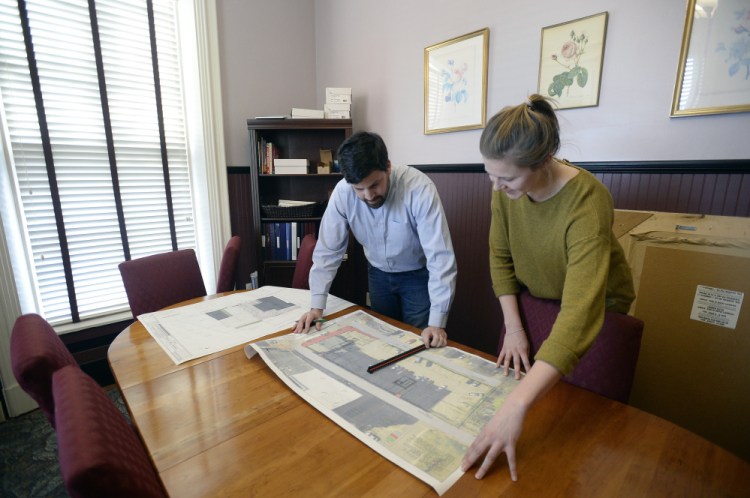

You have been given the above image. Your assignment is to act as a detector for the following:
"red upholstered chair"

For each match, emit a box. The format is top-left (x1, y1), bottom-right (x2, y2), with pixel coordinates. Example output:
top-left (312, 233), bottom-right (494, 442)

top-left (118, 248), bottom-right (207, 318)
top-left (216, 235), bottom-right (241, 293)
top-left (53, 365), bottom-right (166, 498)
top-left (292, 234), bottom-right (317, 290)
top-left (10, 313), bottom-right (78, 427)
top-left (498, 288), bottom-right (644, 403)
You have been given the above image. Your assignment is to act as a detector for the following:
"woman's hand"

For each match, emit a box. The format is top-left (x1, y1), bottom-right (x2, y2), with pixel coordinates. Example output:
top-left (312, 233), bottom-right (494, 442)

top-left (497, 328), bottom-right (531, 379)
top-left (461, 397), bottom-right (526, 481)
top-left (462, 361), bottom-right (561, 482)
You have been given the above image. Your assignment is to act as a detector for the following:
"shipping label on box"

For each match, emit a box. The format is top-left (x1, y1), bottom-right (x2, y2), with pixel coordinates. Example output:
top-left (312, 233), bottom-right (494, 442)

top-left (690, 285), bottom-right (744, 329)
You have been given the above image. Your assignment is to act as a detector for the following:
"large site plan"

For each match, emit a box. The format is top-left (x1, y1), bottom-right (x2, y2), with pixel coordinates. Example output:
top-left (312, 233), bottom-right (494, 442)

top-left (138, 286), bottom-right (353, 364)
top-left (247, 309), bottom-right (520, 495)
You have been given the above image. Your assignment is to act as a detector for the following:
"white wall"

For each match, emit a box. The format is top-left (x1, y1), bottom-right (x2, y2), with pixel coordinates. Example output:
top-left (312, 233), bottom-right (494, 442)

top-left (217, 0), bottom-right (318, 165)
top-left (217, 0), bottom-right (750, 167)
top-left (312, 0), bottom-right (750, 164)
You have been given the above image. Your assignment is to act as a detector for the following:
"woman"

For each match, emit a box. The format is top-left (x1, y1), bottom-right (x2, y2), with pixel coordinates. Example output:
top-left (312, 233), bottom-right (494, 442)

top-left (461, 94), bottom-right (635, 481)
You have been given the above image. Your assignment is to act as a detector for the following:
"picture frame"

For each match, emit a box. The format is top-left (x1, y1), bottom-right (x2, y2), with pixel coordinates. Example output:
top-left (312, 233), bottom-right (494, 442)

top-left (538, 12), bottom-right (608, 110)
top-left (671, 0), bottom-right (750, 117)
top-left (424, 28), bottom-right (489, 134)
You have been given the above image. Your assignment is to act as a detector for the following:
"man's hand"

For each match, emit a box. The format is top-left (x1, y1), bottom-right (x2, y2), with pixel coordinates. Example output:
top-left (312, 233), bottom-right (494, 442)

top-left (294, 308), bottom-right (324, 333)
top-left (421, 326), bottom-right (447, 348)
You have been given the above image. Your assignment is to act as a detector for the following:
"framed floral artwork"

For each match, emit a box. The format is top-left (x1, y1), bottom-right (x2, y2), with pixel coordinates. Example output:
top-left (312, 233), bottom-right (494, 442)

top-left (538, 12), bottom-right (608, 110)
top-left (671, 0), bottom-right (750, 117)
top-left (424, 28), bottom-right (489, 134)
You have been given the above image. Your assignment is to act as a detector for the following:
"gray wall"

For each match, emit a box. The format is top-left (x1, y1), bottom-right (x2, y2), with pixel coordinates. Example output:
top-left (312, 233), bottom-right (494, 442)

top-left (217, 0), bottom-right (750, 166)
top-left (217, 0), bottom-right (317, 166)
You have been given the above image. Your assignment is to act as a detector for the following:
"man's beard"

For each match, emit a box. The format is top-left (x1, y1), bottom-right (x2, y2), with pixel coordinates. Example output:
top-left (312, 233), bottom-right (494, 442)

top-left (365, 177), bottom-right (389, 209)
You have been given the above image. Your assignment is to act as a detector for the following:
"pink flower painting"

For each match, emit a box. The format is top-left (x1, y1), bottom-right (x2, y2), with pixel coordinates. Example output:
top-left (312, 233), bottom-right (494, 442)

top-left (548, 30), bottom-right (590, 97)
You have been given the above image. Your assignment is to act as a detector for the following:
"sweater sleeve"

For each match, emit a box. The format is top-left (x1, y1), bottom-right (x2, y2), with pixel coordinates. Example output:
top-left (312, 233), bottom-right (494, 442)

top-left (534, 198), bottom-right (613, 376)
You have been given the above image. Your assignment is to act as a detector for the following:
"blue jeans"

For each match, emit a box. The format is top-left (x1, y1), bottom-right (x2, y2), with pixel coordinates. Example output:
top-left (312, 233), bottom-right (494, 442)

top-left (368, 265), bottom-right (430, 329)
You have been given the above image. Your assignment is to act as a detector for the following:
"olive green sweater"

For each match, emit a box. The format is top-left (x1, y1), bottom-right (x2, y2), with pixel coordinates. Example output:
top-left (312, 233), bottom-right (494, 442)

top-left (489, 165), bottom-right (635, 375)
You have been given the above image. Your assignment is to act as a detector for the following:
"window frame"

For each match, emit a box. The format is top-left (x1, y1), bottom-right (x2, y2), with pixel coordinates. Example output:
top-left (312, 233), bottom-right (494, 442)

top-left (0, 0), bottom-right (229, 416)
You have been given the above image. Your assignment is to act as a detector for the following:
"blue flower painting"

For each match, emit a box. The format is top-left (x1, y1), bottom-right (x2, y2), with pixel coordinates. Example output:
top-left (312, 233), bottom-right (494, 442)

top-left (440, 59), bottom-right (469, 106)
top-left (715, 7), bottom-right (750, 79)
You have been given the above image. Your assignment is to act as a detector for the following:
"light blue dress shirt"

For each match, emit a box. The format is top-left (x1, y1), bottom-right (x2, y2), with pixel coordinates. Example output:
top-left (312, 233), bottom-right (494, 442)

top-left (309, 164), bottom-right (457, 328)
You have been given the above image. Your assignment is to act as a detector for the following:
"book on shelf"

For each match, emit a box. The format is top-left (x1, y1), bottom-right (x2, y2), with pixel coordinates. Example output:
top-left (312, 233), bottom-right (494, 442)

top-left (291, 107), bottom-right (324, 119)
top-left (278, 223), bottom-right (287, 260)
top-left (284, 223), bottom-right (292, 260)
top-left (291, 223), bottom-right (298, 260)
top-left (259, 141), bottom-right (279, 174)
top-left (261, 221), bottom-right (318, 261)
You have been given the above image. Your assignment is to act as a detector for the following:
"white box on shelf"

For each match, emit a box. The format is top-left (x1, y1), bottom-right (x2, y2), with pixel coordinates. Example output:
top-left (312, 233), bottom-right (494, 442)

top-left (324, 103), bottom-right (351, 112)
top-left (274, 158), bottom-right (309, 167)
top-left (291, 108), bottom-right (325, 119)
top-left (274, 166), bottom-right (308, 175)
top-left (274, 158), bottom-right (309, 174)
top-left (324, 110), bottom-right (351, 119)
top-left (325, 87), bottom-right (352, 104)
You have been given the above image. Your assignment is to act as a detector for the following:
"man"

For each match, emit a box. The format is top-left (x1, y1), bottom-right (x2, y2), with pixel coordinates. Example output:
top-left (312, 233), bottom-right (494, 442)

top-left (294, 131), bottom-right (457, 347)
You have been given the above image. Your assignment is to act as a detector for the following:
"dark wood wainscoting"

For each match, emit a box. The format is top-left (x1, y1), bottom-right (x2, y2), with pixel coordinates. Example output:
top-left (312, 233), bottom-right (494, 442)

top-left (62, 161), bottom-right (750, 386)
top-left (424, 172), bottom-right (500, 355)
top-left (224, 160), bottom-right (750, 356)
top-left (416, 159), bottom-right (750, 355)
top-left (583, 160), bottom-right (750, 217)
top-left (227, 167), bottom-right (255, 290)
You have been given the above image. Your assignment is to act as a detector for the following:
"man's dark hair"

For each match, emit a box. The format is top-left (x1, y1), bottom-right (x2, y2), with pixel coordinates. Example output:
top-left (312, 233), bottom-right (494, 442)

top-left (336, 131), bottom-right (388, 184)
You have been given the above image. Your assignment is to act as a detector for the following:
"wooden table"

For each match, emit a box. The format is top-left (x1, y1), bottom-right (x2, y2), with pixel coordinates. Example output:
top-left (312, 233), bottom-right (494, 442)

top-left (108, 296), bottom-right (750, 497)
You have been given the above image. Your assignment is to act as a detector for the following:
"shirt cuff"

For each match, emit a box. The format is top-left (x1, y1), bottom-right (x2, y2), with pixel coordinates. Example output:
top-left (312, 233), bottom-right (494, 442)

top-left (310, 293), bottom-right (328, 311)
top-left (428, 311), bottom-right (449, 329)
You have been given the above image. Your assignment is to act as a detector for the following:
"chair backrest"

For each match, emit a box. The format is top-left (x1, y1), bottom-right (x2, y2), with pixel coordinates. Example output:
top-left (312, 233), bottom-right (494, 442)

top-left (216, 235), bottom-right (241, 293)
top-left (118, 248), bottom-right (207, 318)
top-left (10, 313), bottom-right (78, 427)
top-left (498, 288), bottom-right (644, 403)
top-left (53, 365), bottom-right (167, 498)
top-left (292, 234), bottom-right (317, 290)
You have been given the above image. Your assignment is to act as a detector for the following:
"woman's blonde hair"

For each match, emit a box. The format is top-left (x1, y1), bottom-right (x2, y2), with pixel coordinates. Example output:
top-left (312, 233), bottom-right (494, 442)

top-left (479, 94), bottom-right (560, 170)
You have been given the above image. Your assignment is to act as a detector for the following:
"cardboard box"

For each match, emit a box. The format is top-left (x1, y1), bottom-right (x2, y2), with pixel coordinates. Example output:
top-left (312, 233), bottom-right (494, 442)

top-left (616, 210), bottom-right (750, 461)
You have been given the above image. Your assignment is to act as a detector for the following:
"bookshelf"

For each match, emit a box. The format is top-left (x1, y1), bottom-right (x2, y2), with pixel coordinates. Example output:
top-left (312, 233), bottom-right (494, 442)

top-left (247, 118), bottom-right (366, 304)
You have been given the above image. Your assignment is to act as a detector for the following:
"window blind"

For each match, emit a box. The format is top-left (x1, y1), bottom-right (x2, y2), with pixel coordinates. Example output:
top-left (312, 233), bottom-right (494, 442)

top-left (0, 0), bottom-right (196, 324)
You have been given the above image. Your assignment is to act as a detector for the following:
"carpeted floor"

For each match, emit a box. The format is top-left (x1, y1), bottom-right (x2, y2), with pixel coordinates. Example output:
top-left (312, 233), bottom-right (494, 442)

top-left (0, 386), bottom-right (128, 498)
